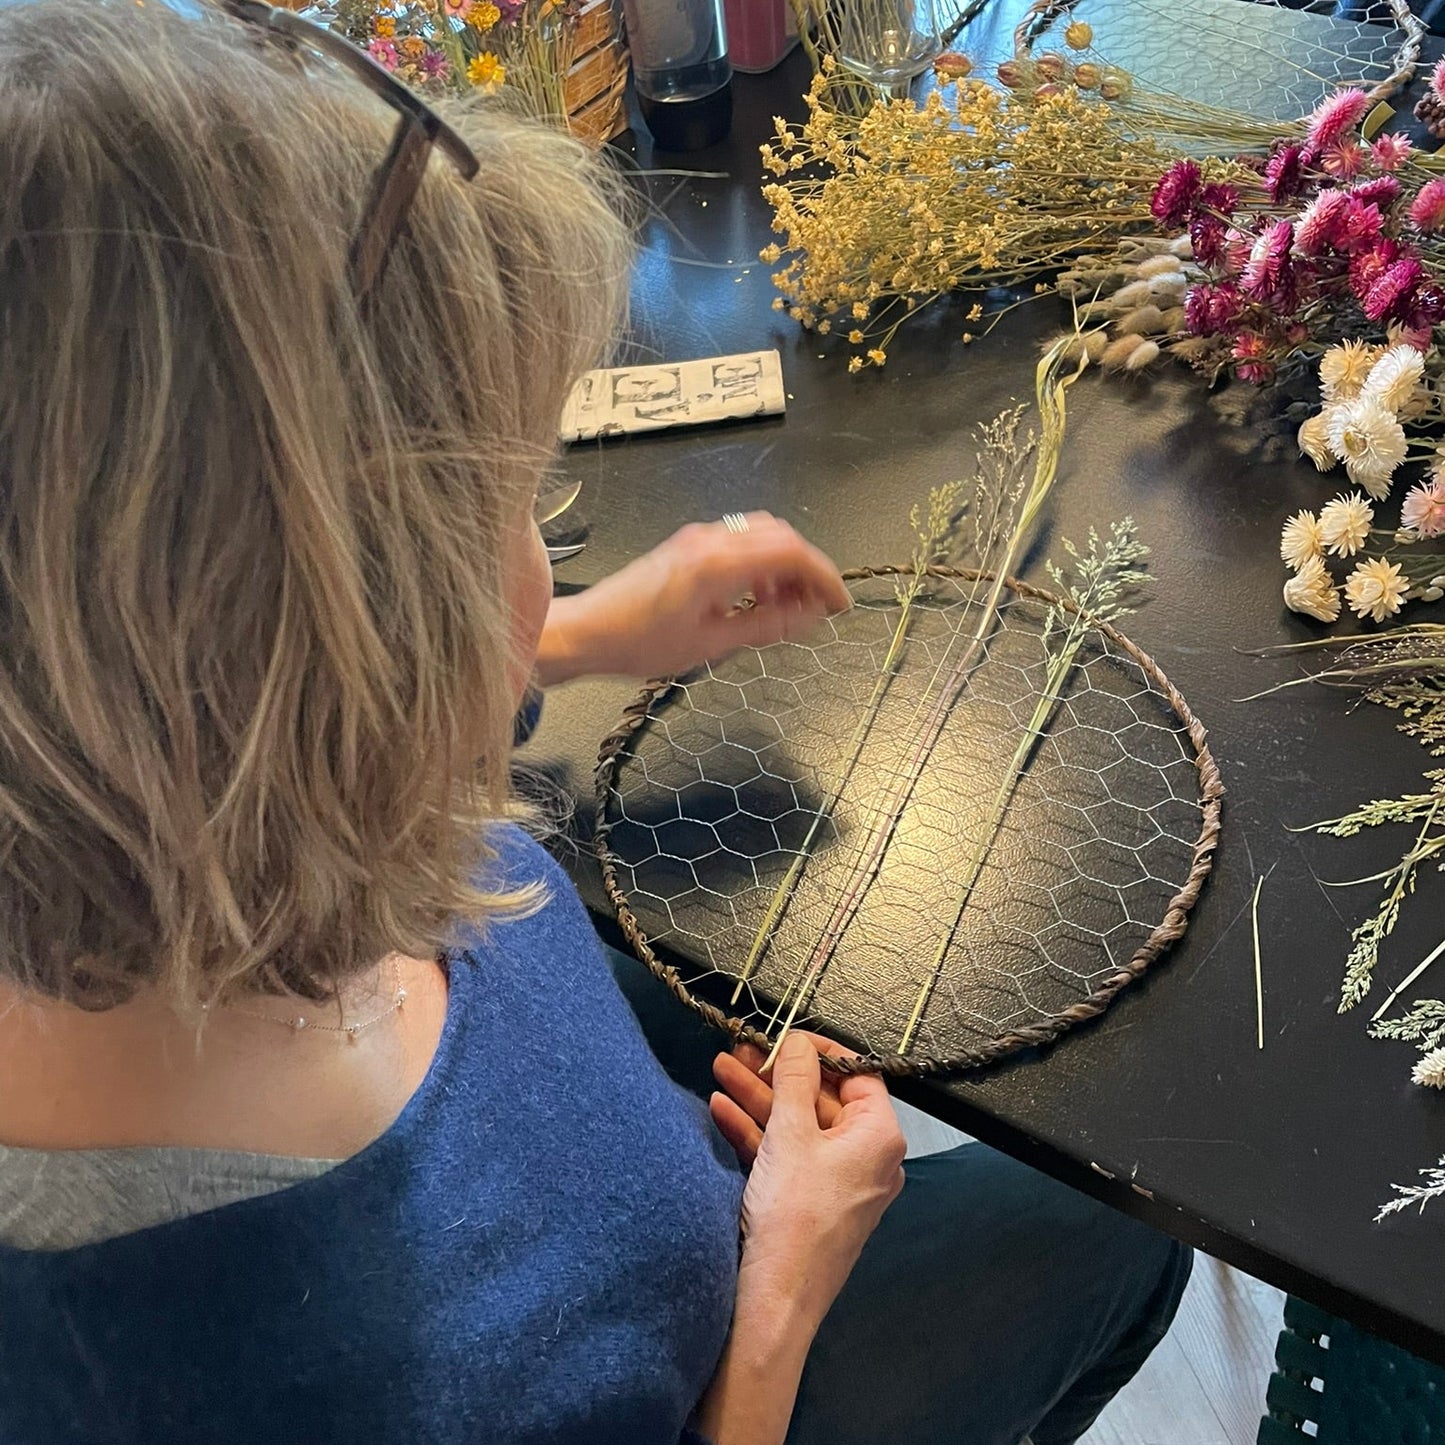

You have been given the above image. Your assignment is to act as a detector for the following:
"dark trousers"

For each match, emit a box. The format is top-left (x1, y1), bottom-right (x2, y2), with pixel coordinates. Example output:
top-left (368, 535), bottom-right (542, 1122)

top-left (608, 947), bottom-right (1193, 1445)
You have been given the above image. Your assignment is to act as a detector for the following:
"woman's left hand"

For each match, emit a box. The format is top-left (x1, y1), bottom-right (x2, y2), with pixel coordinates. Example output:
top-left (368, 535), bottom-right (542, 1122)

top-left (535, 513), bottom-right (850, 686)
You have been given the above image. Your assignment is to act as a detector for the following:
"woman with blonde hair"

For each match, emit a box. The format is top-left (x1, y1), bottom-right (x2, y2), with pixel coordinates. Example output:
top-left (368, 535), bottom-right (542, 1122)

top-left (0, 3), bottom-right (1189, 1440)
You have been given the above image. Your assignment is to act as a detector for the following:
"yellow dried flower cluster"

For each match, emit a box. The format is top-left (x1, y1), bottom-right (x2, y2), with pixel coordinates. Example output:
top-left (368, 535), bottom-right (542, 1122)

top-left (761, 66), bottom-right (1184, 366)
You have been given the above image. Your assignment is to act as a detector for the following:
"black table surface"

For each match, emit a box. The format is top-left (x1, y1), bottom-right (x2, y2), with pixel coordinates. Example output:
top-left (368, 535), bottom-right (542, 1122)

top-left (530, 5), bottom-right (1445, 1367)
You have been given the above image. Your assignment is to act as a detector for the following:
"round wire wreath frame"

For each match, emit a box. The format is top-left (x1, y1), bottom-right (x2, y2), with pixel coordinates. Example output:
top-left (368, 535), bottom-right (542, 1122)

top-left (1015, 0), bottom-right (1425, 104)
top-left (593, 565), bottom-right (1226, 1079)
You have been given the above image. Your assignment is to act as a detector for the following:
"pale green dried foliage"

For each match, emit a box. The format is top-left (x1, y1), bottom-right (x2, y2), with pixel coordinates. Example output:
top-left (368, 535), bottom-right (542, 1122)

top-left (1315, 786), bottom-right (1445, 1013)
top-left (1377, 1155), bottom-right (1445, 1222)
top-left (1044, 519), bottom-right (1150, 637)
top-left (1372, 999), bottom-right (1445, 1050)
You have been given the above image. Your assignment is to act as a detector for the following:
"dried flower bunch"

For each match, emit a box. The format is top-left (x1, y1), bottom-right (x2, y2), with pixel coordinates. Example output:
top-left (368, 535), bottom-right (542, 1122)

top-left (760, 59), bottom-right (1235, 367)
top-left (331, 0), bottom-right (585, 120)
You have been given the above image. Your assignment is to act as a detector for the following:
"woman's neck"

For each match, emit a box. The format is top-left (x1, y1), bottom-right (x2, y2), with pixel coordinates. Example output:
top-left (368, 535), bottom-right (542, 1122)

top-left (0, 958), bottom-right (449, 1159)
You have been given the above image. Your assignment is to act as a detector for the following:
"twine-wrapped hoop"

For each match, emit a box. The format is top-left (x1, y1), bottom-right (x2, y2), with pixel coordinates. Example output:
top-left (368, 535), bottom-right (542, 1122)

top-left (594, 566), bottom-right (1224, 1079)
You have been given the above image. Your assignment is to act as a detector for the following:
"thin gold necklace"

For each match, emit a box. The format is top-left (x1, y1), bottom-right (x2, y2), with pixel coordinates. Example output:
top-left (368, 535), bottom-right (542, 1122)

top-left (217, 960), bottom-right (408, 1043)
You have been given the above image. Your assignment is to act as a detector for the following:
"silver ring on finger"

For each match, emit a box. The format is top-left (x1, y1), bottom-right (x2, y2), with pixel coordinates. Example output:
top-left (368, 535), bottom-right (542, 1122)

top-left (722, 512), bottom-right (750, 535)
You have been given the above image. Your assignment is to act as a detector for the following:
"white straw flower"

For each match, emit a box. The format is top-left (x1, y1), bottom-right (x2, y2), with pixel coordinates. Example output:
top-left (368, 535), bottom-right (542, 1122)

top-left (1344, 556), bottom-right (1409, 624)
top-left (1297, 412), bottom-right (1334, 471)
top-left (1280, 510), bottom-right (1324, 568)
top-left (1318, 492), bottom-right (1374, 556)
top-left (1326, 397), bottom-right (1407, 498)
top-left (1362, 344), bottom-right (1426, 415)
top-left (1283, 555), bottom-right (1342, 623)
top-left (1413, 1046), bottom-right (1445, 1089)
top-left (1319, 340), bottom-right (1380, 402)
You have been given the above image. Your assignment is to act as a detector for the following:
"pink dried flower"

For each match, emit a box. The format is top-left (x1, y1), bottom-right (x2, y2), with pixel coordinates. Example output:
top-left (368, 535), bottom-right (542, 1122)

top-left (1188, 183), bottom-right (1238, 267)
top-left (1403, 480), bottom-right (1445, 537)
top-left (1223, 227), bottom-right (1255, 274)
top-left (1410, 177), bottom-right (1445, 233)
top-left (366, 36), bottom-right (399, 69)
top-left (1321, 141), bottom-right (1367, 179)
top-left (1296, 190), bottom-right (1351, 255)
top-left (1264, 143), bottom-right (1308, 201)
top-left (418, 49), bottom-right (449, 78)
top-left (1348, 238), bottom-right (1403, 305)
top-left (1151, 160), bottom-right (1203, 229)
top-left (1339, 198), bottom-right (1385, 252)
top-left (1372, 134), bottom-right (1412, 171)
top-left (1190, 212), bottom-right (1227, 266)
top-left (1391, 322), bottom-right (1436, 353)
top-left (1232, 332), bottom-right (1274, 385)
top-left (1183, 282), bottom-right (1244, 336)
top-left (1434, 56), bottom-right (1445, 102)
top-left (1408, 281), bottom-right (1445, 328)
top-left (1305, 88), bottom-right (1372, 155)
top-left (1241, 220), bottom-right (1295, 303)
top-left (1364, 257), bottom-right (1426, 324)
top-left (1199, 182), bottom-right (1238, 218)
top-left (1350, 176), bottom-right (1403, 211)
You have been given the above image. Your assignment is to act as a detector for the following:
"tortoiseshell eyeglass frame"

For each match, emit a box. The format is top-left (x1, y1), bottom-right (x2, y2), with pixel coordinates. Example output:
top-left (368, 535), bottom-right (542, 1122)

top-left (224, 0), bottom-right (481, 302)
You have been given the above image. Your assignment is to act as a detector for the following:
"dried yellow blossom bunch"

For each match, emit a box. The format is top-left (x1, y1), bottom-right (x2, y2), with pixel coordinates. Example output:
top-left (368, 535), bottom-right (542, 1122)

top-left (761, 66), bottom-right (1222, 366)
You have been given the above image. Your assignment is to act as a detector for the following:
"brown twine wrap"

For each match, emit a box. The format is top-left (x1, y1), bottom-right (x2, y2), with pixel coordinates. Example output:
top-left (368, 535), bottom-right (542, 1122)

top-left (594, 566), bottom-right (1225, 1078)
top-left (1015, 0), bottom-right (1424, 106)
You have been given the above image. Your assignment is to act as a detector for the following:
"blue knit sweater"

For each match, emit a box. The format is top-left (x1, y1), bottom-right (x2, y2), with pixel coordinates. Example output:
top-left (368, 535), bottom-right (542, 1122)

top-left (0, 827), bottom-right (744, 1443)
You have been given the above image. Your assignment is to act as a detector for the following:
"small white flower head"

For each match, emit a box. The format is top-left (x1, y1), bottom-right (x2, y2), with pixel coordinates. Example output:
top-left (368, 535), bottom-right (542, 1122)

top-left (1362, 344), bottom-right (1426, 415)
top-left (1344, 556), bottom-right (1409, 624)
top-left (1319, 339), bottom-right (1380, 403)
top-left (1297, 412), bottom-right (1334, 472)
top-left (1283, 555), bottom-right (1342, 623)
top-left (1280, 510), bottom-right (1324, 568)
top-left (1318, 492), bottom-right (1374, 556)
top-left (1327, 396), bottom-right (1407, 498)
top-left (1413, 1045), bottom-right (1445, 1089)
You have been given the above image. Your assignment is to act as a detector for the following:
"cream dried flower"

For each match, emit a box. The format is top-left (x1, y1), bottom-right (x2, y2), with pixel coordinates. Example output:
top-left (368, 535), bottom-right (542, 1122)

top-left (1319, 339), bottom-right (1379, 402)
top-left (1362, 344), bottom-right (1426, 415)
top-left (1297, 412), bottom-right (1334, 471)
top-left (1117, 304), bottom-right (1166, 336)
top-left (1283, 555), bottom-right (1342, 623)
top-left (1123, 339), bottom-right (1160, 370)
top-left (1344, 556), bottom-right (1409, 624)
top-left (1280, 510), bottom-right (1324, 568)
top-left (1326, 397), bottom-right (1407, 498)
top-left (1413, 1046), bottom-right (1445, 1088)
top-left (1101, 333), bottom-right (1146, 371)
top-left (1318, 492), bottom-right (1374, 556)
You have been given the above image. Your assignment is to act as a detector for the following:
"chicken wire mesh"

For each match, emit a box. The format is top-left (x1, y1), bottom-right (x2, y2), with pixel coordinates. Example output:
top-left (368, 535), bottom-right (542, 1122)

top-left (1014, 0), bottom-right (1424, 124)
top-left (595, 568), bottom-right (1223, 1077)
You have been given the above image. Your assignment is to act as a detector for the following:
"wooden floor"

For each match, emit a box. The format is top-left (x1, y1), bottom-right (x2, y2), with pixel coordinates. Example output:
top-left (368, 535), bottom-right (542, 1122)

top-left (893, 1102), bottom-right (1286, 1445)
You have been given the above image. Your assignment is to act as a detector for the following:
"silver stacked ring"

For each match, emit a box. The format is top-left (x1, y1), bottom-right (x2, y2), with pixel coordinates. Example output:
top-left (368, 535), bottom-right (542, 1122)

top-left (722, 512), bottom-right (750, 534)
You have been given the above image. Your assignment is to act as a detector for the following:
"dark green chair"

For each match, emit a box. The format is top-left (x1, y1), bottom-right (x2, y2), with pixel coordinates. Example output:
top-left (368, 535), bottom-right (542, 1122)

top-left (1259, 1297), bottom-right (1445, 1444)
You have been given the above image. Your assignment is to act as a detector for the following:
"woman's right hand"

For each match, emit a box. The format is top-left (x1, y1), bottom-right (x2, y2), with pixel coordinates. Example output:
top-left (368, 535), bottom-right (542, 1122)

top-left (712, 1033), bottom-right (906, 1333)
top-left (693, 1035), bottom-right (905, 1445)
